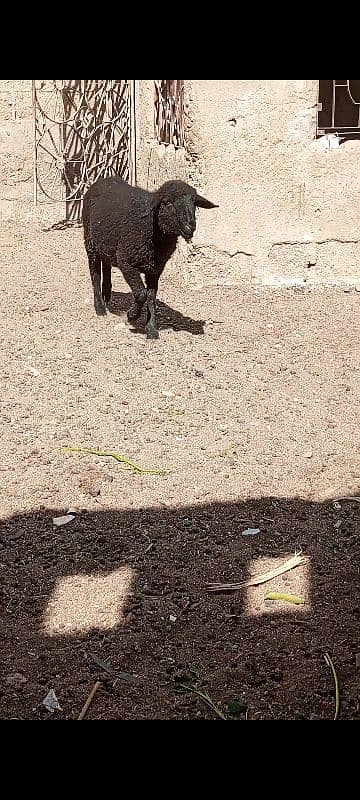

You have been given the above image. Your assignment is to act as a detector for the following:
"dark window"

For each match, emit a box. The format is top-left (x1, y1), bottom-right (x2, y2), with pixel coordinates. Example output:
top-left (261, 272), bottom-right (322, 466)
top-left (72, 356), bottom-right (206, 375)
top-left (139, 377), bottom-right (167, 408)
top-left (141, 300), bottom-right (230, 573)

top-left (317, 80), bottom-right (360, 137)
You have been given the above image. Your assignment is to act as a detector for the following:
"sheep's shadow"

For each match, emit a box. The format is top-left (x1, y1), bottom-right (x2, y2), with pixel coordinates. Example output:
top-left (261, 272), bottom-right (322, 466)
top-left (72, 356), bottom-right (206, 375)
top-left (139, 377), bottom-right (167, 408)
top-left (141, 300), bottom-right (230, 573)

top-left (108, 291), bottom-right (205, 336)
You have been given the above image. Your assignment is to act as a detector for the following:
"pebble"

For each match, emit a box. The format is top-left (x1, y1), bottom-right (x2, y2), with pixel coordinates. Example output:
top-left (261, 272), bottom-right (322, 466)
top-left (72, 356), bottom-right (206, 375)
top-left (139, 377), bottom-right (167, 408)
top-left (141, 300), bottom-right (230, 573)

top-left (6, 673), bottom-right (27, 688)
top-left (88, 486), bottom-right (101, 497)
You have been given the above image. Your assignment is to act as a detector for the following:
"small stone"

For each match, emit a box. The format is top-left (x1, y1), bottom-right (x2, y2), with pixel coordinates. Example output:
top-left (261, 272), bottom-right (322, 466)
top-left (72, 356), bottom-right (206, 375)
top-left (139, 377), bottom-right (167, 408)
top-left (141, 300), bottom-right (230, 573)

top-left (6, 672), bottom-right (27, 688)
top-left (26, 366), bottom-right (40, 377)
top-left (52, 513), bottom-right (75, 527)
top-left (304, 448), bottom-right (313, 458)
top-left (8, 531), bottom-right (24, 541)
top-left (242, 527), bottom-right (260, 536)
top-left (88, 486), bottom-right (101, 497)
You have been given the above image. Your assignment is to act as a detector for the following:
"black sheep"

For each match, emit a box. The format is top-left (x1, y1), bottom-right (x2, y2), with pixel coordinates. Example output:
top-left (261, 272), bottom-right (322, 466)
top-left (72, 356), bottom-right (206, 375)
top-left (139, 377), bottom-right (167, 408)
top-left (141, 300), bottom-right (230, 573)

top-left (82, 176), bottom-right (218, 339)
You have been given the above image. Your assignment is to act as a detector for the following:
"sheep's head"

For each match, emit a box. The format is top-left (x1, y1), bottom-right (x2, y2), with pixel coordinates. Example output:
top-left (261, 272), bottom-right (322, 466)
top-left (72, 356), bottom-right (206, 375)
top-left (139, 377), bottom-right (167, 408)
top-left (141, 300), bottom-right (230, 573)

top-left (152, 180), bottom-right (218, 241)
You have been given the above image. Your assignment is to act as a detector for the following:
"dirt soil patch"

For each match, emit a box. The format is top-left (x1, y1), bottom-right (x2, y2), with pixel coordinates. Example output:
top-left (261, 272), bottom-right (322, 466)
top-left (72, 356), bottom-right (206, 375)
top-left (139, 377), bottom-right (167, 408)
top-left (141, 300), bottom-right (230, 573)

top-left (0, 222), bottom-right (359, 719)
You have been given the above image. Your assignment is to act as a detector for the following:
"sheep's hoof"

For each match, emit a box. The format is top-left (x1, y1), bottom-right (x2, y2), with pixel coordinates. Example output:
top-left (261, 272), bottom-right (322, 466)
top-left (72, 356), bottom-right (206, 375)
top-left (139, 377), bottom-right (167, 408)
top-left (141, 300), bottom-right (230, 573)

top-left (146, 326), bottom-right (159, 340)
top-left (127, 305), bottom-right (142, 322)
top-left (95, 303), bottom-right (107, 316)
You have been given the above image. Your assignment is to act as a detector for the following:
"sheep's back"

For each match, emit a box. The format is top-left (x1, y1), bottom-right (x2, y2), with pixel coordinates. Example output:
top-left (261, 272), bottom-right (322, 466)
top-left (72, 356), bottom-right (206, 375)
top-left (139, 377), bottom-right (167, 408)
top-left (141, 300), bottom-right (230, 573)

top-left (84, 178), bottom-right (154, 266)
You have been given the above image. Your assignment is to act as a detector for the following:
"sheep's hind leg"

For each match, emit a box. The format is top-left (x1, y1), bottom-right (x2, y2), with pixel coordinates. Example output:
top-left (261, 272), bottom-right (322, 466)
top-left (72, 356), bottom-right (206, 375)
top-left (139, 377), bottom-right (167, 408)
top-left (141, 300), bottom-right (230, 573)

top-left (145, 275), bottom-right (159, 340)
top-left (102, 257), bottom-right (112, 306)
top-left (88, 252), bottom-right (106, 316)
top-left (120, 263), bottom-right (147, 322)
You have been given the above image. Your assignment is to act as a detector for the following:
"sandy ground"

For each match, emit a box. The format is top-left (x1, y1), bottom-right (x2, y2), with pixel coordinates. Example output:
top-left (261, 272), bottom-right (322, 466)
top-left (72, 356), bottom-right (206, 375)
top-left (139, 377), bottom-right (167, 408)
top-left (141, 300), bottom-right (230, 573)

top-left (0, 221), bottom-right (359, 720)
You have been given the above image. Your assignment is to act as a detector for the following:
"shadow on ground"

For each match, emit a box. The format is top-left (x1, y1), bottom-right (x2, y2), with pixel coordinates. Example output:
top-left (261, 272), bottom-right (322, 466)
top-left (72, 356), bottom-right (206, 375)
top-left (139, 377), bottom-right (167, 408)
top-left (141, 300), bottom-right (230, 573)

top-left (108, 291), bottom-right (205, 336)
top-left (1, 495), bottom-right (359, 719)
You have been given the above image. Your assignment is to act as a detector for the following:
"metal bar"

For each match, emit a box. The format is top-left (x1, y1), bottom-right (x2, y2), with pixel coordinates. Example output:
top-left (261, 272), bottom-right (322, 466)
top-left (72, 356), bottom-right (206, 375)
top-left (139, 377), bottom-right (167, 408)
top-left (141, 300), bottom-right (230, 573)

top-left (129, 79), bottom-right (136, 185)
top-left (33, 79), bottom-right (131, 205)
top-left (317, 79), bottom-right (360, 138)
top-left (319, 126), bottom-right (360, 132)
top-left (32, 80), bottom-right (37, 205)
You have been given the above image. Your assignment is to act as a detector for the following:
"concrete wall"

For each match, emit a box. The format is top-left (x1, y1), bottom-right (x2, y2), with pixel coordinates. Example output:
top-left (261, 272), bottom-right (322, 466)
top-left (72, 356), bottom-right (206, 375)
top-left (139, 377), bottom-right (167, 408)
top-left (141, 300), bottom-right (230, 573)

top-left (0, 80), bottom-right (34, 222)
top-left (2, 79), bottom-right (360, 287)
top-left (0, 80), bottom-right (65, 224)
top-left (134, 80), bottom-right (192, 280)
top-left (135, 80), bottom-right (188, 188)
top-left (180, 80), bottom-right (360, 288)
top-left (0, 79), bottom-right (186, 228)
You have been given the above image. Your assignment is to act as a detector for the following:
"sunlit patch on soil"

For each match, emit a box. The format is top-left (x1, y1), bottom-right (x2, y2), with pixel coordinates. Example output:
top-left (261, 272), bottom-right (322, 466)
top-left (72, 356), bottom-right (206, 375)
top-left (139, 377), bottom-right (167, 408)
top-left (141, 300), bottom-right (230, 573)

top-left (245, 555), bottom-right (310, 617)
top-left (43, 566), bottom-right (134, 635)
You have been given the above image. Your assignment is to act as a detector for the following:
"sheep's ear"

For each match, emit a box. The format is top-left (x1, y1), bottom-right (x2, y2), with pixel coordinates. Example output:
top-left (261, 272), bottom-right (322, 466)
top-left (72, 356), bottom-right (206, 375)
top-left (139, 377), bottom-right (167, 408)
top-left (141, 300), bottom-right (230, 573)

top-left (195, 193), bottom-right (218, 209)
top-left (147, 196), bottom-right (169, 213)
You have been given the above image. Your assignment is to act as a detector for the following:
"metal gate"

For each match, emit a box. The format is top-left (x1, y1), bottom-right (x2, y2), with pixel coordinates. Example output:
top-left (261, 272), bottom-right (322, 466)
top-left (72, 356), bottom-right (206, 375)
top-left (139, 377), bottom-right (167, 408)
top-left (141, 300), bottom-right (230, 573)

top-left (32, 80), bottom-right (135, 219)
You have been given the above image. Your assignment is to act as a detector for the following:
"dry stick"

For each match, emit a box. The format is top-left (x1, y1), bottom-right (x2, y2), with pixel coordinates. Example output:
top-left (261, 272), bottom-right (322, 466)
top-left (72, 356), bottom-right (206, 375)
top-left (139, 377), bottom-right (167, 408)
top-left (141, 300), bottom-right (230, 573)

top-left (324, 652), bottom-right (340, 721)
top-left (64, 446), bottom-right (169, 475)
top-left (207, 553), bottom-right (307, 592)
top-left (178, 684), bottom-right (227, 720)
top-left (334, 496), bottom-right (360, 503)
top-left (77, 681), bottom-right (102, 720)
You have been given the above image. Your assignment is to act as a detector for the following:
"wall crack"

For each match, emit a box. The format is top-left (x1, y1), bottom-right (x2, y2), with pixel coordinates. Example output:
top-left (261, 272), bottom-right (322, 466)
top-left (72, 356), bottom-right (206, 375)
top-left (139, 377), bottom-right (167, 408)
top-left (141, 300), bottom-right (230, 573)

top-left (270, 238), bottom-right (360, 251)
top-left (196, 244), bottom-right (254, 259)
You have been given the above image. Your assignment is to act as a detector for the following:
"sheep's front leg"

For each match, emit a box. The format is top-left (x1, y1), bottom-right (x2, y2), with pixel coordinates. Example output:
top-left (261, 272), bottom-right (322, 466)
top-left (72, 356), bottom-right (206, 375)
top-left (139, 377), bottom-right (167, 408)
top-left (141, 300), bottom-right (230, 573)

top-left (145, 275), bottom-right (159, 340)
top-left (119, 262), bottom-right (147, 322)
top-left (88, 252), bottom-right (106, 316)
